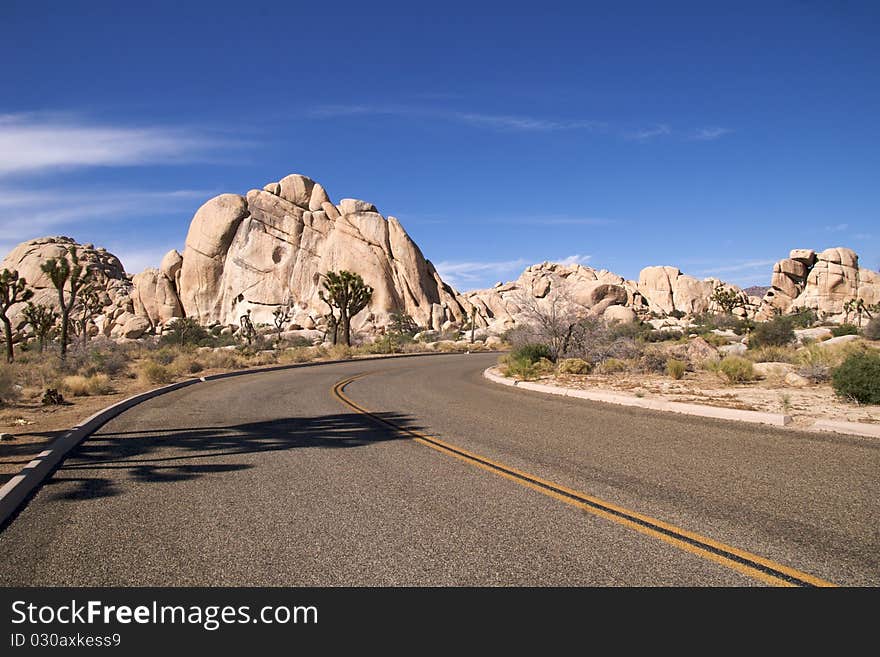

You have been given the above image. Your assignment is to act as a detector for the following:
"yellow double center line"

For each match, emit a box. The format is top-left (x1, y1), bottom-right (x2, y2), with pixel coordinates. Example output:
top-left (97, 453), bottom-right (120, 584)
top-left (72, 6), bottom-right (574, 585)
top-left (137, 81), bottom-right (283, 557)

top-left (333, 373), bottom-right (836, 587)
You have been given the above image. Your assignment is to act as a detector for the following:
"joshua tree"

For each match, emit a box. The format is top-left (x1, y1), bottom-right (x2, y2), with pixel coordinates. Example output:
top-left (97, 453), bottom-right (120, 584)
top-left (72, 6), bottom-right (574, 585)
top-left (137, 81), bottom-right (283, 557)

top-left (318, 271), bottom-right (373, 347)
top-left (22, 302), bottom-right (58, 353)
top-left (239, 309), bottom-right (257, 346)
top-left (40, 247), bottom-right (91, 360)
top-left (74, 285), bottom-right (103, 348)
top-left (463, 307), bottom-right (484, 344)
top-left (0, 269), bottom-right (34, 363)
top-left (843, 298), bottom-right (855, 324)
top-left (854, 298), bottom-right (868, 327)
top-left (711, 284), bottom-right (746, 314)
top-left (272, 300), bottom-right (294, 346)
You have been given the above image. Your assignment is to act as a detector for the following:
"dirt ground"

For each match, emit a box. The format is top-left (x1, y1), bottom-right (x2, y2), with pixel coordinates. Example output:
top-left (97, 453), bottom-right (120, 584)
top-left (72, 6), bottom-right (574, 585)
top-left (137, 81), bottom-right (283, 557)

top-left (546, 369), bottom-right (879, 430)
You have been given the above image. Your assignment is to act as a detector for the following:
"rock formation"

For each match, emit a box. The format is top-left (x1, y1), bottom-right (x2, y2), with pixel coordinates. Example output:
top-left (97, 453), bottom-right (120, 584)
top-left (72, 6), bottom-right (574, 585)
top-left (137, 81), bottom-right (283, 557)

top-left (171, 173), bottom-right (466, 332)
top-left (3, 173), bottom-right (878, 345)
top-left (758, 247), bottom-right (880, 320)
top-left (0, 237), bottom-right (141, 340)
top-left (462, 261), bottom-right (754, 335)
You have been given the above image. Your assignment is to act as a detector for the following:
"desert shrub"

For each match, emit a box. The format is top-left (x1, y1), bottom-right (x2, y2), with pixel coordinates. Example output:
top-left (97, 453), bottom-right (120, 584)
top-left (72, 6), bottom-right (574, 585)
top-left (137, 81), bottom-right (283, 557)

top-left (832, 351), bottom-right (880, 404)
top-left (692, 313), bottom-right (752, 335)
top-left (278, 347), bottom-right (315, 364)
top-left (607, 321), bottom-right (651, 341)
top-left (511, 343), bottom-right (553, 364)
top-left (645, 329), bottom-right (684, 343)
top-left (666, 359), bottom-right (687, 380)
top-left (501, 354), bottom-right (539, 380)
top-left (62, 373), bottom-right (113, 396)
top-left (716, 356), bottom-right (756, 383)
top-left (138, 361), bottom-right (174, 385)
top-left (831, 324), bottom-right (859, 337)
top-left (638, 350), bottom-right (668, 374)
top-left (160, 317), bottom-right (211, 347)
top-left (699, 332), bottom-right (730, 347)
top-left (0, 366), bottom-right (20, 406)
top-left (198, 348), bottom-right (245, 370)
top-left (362, 335), bottom-right (400, 355)
top-left (557, 358), bottom-right (592, 375)
top-left (745, 345), bottom-right (799, 364)
top-left (171, 356), bottom-right (204, 376)
top-left (749, 317), bottom-right (795, 348)
top-left (246, 350), bottom-right (279, 367)
top-left (326, 344), bottom-right (354, 360)
top-left (596, 358), bottom-right (628, 374)
top-left (862, 317), bottom-right (880, 341)
top-left (788, 308), bottom-right (818, 328)
top-left (282, 335), bottom-right (314, 349)
top-left (63, 339), bottom-right (132, 376)
top-left (42, 388), bottom-right (64, 405)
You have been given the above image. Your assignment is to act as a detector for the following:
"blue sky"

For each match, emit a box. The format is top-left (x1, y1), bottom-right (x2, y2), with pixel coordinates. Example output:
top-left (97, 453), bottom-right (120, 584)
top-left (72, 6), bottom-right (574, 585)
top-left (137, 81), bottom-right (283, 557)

top-left (1, 1), bottom-right (878, 290)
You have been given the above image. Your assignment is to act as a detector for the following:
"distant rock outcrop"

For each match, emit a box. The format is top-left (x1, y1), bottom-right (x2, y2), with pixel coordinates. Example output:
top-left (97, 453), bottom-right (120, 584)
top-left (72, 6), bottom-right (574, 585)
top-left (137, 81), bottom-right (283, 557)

top-left (758, 247), bottom-right (880, 320)
top-left (0, 237), bottom-right (137, 340)
top-left (3, 175), bottom-right (878, 345)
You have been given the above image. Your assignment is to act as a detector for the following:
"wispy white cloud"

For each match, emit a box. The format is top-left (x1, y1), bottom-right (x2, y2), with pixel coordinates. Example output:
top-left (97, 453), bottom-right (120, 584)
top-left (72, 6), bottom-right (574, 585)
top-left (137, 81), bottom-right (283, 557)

top-left (104, 245), bottom-right (178, 274)
top-left (434, 258), bottom-right (530, 287)
top-left (0, 113), bottom-right (230, 177)
top-left (696, 259), bottom-right (776, 275)
top-left (0, 187), bottom-right (208, 245)
top-left (435, 254), bottom-right (595, 289)
top-left (625, 124), bottom-right (671, 141)
top-left (505, 215), bottom-right (616, 226)
top-left (853, 233), bottom-right (873, 240)
top-left (825, 223), bottom-right (849, 232)
top-left (308, 104), bottom-right (605, 132)
top-left (557, 254), bottom-right (592, 266)
top-left (691, 127), bottom-right (732, 141)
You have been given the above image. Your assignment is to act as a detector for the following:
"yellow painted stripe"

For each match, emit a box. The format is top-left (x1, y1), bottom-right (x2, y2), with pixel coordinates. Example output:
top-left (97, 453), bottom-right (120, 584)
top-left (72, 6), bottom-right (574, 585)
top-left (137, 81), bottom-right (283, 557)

top-left (332, 373), bottom-right (837, 588)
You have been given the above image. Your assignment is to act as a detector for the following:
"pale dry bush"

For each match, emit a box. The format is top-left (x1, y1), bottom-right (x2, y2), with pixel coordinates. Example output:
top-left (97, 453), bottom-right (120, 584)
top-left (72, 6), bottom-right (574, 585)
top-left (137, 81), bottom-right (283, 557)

top-left (138, 361), bottom-right (174, 385)
top-left (0, 365), bottom-right (21, 405)
top-left (62, 373), bottom-right (113, 396)
top-left (278, 347), bottom-right (316, 364)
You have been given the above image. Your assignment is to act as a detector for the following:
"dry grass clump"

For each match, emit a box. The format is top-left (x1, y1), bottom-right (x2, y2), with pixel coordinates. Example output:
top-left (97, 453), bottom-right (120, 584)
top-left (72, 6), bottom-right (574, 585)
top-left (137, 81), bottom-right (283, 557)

top-left (666, 359), bottom-right (687, 380)
top-left (715, 356), bottom-right (756, 383)
top-left (61, 373), bottom-right (113, 396)
top-left (745, 345), bottom-right (799, 364)
top-left (138, 361), bottom-right (174, 385)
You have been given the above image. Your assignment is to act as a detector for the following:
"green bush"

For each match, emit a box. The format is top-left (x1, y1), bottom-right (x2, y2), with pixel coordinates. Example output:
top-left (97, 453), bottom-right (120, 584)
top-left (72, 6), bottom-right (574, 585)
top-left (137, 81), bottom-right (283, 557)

top-left (557, 358), bottom-right (592, 375)
top-left (502, 355), bottom-right (539, 380)
top-left (832, 352), bottom-right (880, 404)
top-left (717, 356), bottom-right (756, 383)
top-left (749, 317), bottom-right (795, 348)
top-left (666, 359), bottom-right (687, 380)
top-left (864, 317), bottom-right (880, 341)
top-left (645, 329), bottom-right (684, 343)
top-left (831, 324), bottom-right (859, 337)
top-left (511, 343), bottom-right (553, 364)
top-left (745, 345), bottom-right (799, 364)
top-left (160, 317), bottom-right (211, 347)
top-left (596, 358), bottom-right (628, 374)
top-left (139, 361), bottom-right (174, 385)
top-left (788, 308), bottom-right (818, 328)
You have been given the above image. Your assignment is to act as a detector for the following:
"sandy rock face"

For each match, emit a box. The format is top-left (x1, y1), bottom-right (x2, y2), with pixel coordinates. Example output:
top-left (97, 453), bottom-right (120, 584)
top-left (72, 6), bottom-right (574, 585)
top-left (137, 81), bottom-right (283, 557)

top-left (174, 174), bottom-right (466, 330)
top-left (0, 236), bottom-right (134, 336)
top-left (758, 246), bottom-right (880, 320)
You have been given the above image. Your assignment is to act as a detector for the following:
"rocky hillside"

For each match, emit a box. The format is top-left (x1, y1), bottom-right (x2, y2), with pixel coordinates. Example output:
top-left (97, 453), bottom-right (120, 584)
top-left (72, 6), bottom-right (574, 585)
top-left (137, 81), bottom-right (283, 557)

top-left (462, 262), bottom-right (757, 335)
top-left (1, 171), bottom-right (877, 343)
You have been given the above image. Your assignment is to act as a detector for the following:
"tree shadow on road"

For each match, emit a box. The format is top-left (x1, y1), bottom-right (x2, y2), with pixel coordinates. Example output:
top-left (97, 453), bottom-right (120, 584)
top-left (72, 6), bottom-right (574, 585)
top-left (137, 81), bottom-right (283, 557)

top-left (43, 411), bottom-right (418, 502)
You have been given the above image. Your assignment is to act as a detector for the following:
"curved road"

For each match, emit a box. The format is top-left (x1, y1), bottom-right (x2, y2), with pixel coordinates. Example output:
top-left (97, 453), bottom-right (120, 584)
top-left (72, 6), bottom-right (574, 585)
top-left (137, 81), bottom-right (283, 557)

top-left (0, 353), bottom-right (877, 586)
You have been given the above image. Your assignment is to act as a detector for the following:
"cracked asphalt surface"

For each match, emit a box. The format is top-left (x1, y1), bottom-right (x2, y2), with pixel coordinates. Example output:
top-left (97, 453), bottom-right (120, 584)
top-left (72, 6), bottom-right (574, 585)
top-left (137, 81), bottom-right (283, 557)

top-left (0, 353), bottom-right (877, 586)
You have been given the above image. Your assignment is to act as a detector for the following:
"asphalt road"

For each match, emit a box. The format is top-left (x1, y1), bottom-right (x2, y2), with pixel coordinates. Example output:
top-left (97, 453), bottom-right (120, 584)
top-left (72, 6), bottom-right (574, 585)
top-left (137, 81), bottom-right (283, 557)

top-left (1, 353), bottom-right (877, 586)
